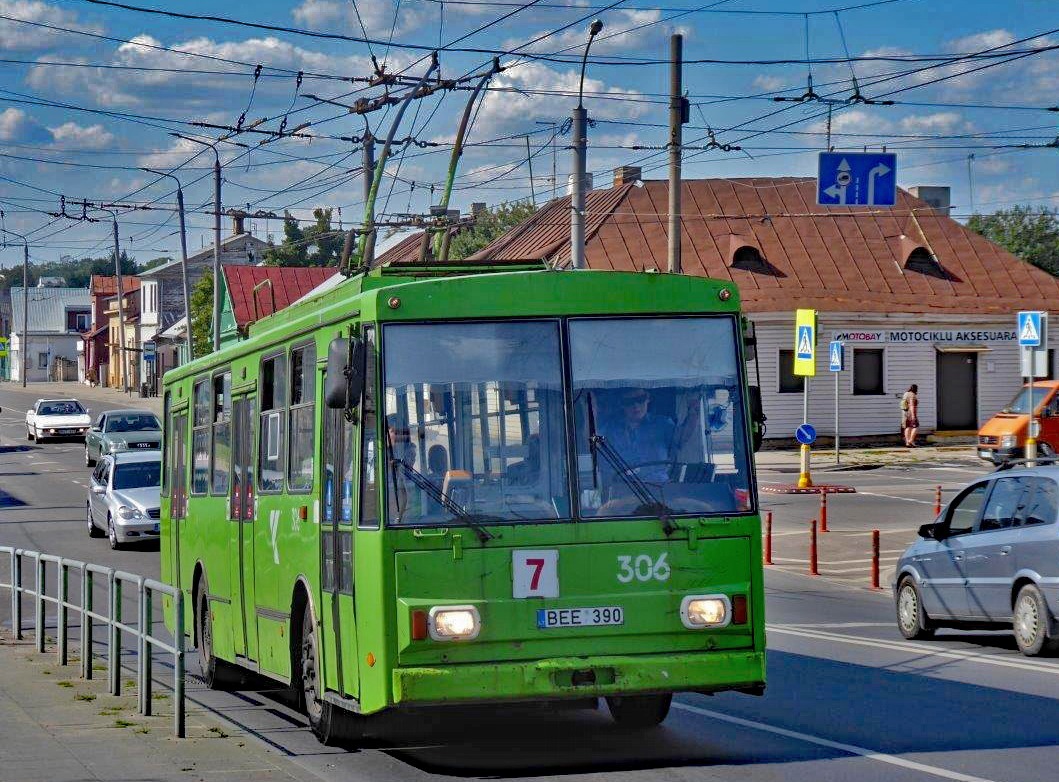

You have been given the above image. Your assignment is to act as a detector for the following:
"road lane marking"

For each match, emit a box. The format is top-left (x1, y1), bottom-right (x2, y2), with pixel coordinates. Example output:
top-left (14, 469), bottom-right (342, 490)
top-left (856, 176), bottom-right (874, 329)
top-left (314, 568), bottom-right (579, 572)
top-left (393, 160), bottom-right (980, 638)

top-left (769, 624), bottom-right (1059, 675)
top-left (857, 491), bottom-right (935, 505)
top-left (673, 702), bottom-right (999, 782)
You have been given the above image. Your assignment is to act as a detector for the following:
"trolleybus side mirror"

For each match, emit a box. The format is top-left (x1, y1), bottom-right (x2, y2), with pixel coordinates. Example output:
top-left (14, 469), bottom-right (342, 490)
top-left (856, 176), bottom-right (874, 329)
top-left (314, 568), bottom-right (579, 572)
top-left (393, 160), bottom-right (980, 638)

top-left (748, 386), bottom-right (765, 453)
top-left (325, 336), bottom-right (366, 410)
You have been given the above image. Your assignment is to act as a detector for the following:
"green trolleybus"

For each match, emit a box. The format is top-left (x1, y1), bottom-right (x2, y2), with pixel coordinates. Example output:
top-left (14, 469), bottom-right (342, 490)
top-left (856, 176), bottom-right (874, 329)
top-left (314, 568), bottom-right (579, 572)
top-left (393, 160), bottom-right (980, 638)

top-left (161, 263), bottom-right (766, 744)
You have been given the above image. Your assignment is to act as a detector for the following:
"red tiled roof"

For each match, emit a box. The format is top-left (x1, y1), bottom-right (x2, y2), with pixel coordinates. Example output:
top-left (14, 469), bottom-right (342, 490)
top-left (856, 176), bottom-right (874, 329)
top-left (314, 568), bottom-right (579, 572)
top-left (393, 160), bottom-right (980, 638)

top-left (90, 275), bottom-right (140, 296)
top-left (469, 178), bottom-right (1059, 315)
top-left (223, 265), bottom-right (336, 329)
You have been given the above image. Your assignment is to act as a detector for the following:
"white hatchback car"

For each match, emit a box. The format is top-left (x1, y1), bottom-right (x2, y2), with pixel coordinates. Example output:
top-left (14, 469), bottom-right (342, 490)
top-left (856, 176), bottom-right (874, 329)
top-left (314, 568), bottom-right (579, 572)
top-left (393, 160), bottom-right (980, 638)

top-left (27, 398), bottom-right (91, 442)
top-left (87, 451), bottom-right (161, 549)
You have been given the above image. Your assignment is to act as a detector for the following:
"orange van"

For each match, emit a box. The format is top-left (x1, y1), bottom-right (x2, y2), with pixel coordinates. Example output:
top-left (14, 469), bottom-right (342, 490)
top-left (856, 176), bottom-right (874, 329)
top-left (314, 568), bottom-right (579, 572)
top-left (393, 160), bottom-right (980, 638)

top-left (978, 380), bottom-right (1059, 463)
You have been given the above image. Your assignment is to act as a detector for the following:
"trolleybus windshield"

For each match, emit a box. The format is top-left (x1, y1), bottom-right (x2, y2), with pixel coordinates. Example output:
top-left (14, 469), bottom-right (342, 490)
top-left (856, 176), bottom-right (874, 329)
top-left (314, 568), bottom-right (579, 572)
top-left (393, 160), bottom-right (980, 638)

top-left (570, 316), bottom-right (753, 518)
top-left (382, 320), bottom-right (571, 526)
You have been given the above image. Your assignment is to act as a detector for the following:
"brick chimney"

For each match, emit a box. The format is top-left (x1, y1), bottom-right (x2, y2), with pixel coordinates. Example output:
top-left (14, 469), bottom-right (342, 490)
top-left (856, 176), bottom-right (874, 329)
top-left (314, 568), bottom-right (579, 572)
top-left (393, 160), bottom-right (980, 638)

top-left (229, 210), bottom-right (247, 236)
top-left (613, 165), bottom-right (642, 187)
top-left (907, 186), bottom-right (950, 213)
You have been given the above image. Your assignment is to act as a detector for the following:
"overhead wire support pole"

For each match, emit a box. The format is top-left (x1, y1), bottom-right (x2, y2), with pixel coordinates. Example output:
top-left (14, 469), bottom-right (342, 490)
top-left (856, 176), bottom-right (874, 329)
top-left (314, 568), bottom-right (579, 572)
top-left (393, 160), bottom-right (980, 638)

top-left (142, 168), bottom-right (193, 362)
top-left (91, 205), bottom-right (131, 394)
top-left (668, 33), bottom-right (684, 275)
top-left (341, 52), bottom-right (441, 275)
top-left (1, 226), bottom-right (30, 387)
top-left (571, 20), bottom-right (604, 271)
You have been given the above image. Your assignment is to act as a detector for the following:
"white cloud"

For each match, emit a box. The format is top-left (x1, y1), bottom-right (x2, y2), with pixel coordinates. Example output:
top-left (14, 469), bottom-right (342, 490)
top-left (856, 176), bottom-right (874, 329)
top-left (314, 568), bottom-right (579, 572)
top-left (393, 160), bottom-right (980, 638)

top-left (291, 0), bottom-right (438, 40)
top-left (292, 0), bottom-right (345, 27)
top-left (0, 107), bottom-right (50, 143)
top-left (475, 60), bottom-right (646, 136)
top-left (898, 112), bottom-right (966, 134)
top-left (751, 75), bottom-right (788, 93)
top-left (948, 29), bottom-right (1016, 53)
top-left (48, 122), bottom-right (115, 149)
top-left (0, 0), bottom-right (101, 53)
top-left (504, 10), bottom-right (687, 57)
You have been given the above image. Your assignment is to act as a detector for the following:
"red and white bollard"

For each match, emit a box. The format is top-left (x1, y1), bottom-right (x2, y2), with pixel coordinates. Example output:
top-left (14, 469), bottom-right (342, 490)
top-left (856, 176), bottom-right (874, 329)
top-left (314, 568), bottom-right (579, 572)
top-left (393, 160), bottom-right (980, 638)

top-left (871, 529), bottom-right (881, 590)
top-left (809, 518), bottom-right (819, 576)
top-left (819, 492), bottom-right (829, 533)
top-left (764, 511), bottom-right (773, 565)
top-left (934, 485), bottom-right (942, 517)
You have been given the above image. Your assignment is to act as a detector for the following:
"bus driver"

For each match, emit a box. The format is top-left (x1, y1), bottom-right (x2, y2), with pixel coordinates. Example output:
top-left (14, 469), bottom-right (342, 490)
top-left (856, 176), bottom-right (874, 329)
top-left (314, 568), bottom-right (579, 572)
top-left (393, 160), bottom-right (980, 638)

top-left (599, 388), bottom-right (675, 488)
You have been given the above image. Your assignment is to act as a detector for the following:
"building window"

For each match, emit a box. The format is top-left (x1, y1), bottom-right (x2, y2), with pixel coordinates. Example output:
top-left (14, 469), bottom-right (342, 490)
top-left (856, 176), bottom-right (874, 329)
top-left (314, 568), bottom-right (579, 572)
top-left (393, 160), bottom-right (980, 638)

top-left (191, 379), bottom-right (210, 494)
top-left (288, 344), bottom-right (316, 492)
top-left (853, 349), bottom-right (885, 395)
top-left (38, 352), bottom-right (49, 370)
top-left (778, 349), bottom-right (804, 393)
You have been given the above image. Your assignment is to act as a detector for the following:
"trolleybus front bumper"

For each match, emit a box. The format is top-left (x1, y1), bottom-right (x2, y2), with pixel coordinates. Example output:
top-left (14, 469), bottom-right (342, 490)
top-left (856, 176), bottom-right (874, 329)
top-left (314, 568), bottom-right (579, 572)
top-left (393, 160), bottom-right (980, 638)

top-left (392, 649), bottom-right (765, 705)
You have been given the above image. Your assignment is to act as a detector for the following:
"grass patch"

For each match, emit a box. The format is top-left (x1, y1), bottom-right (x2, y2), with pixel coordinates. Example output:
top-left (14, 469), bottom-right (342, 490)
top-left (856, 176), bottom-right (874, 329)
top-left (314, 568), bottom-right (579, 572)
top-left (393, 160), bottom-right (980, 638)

top-left (113, 718), bottom-right (136, 729)
top-left (208, 726), bottom-right (229, 738)
top-left (74, 692), bottom-right (97, 702)
top-left (124, 679), bottom-right (135, 689)
top-left (99, 706), bottom-right (123, 716)
top-left (135, 726), bottom-right (150, 734)
top-left (152, 692), bottom-right (169, 700)
top-left (41, 669), bottom-right (52, 675)
top-left (56, 680), bottom-right (74, 688)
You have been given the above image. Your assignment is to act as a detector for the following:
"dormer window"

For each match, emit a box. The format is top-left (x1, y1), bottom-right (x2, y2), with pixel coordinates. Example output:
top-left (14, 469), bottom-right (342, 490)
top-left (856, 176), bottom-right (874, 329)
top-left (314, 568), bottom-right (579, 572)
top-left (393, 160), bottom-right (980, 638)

top-left (904, 246), bottom-right (935, 273)
top-left (732, 245), bottom-right (766, 270)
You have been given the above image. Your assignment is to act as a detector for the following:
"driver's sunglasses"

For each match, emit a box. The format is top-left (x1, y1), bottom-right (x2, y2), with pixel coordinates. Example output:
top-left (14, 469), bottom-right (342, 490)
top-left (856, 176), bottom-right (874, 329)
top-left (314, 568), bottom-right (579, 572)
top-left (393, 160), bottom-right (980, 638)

top-left (622, 395), bottom-right (649, 407)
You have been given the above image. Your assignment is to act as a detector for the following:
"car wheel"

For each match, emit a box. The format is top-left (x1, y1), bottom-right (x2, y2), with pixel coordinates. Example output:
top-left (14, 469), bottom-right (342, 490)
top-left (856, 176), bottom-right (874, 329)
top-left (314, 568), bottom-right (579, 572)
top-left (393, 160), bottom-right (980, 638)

top-left (85, 445), bottom-right (94, 467)
top-left (299, 608), bottom-right (366, 745)
top-left (27, 426), bottom-right (34, 441)
top-left (87, 504), bottom-right (104, 538)
top-left (1013, 584), bottom-right (1059, 656)
top-left (107, 515), bottom-right (122, 550)
top-left (605, 694), bottom-right (673, 728)
top-left (896, 576), bottom-right (935, 640)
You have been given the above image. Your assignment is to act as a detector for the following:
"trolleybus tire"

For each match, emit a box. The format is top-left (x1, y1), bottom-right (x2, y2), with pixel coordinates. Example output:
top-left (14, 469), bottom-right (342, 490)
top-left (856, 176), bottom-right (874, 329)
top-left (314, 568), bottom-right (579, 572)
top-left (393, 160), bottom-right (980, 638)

top-left (195, 581), bottom-right (241, 689)
top-left (299, 608), bottom-right (366, 746)
top-left (605, 693), bottom-right (672, 728)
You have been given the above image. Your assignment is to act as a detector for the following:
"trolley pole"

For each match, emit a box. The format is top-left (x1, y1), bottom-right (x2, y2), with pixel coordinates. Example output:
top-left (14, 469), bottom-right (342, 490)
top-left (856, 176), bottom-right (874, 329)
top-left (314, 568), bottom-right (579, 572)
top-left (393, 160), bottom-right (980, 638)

top-left (667, 33), bottom-right (683, 275)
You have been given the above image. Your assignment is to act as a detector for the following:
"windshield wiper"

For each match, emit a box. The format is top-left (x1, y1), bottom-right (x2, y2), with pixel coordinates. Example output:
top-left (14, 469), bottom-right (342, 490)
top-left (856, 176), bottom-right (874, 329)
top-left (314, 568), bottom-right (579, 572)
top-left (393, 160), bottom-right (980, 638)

top-left (390, 458), bottom-right (495, 543)
top-left (589, 434), bottom-right (676, 535)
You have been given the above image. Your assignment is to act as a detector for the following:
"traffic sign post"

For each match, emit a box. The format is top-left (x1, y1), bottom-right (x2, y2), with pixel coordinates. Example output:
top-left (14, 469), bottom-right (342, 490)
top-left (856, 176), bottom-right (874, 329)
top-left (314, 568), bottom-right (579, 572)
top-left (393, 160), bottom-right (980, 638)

top-left (1018, 311), bottom-right (1049, 465)
top-left (817, 152), bottom-right (897, 207)
top-left (794, 309), bottom-right (817, 487)
top-left (829, 341), bottom-right (844, 464)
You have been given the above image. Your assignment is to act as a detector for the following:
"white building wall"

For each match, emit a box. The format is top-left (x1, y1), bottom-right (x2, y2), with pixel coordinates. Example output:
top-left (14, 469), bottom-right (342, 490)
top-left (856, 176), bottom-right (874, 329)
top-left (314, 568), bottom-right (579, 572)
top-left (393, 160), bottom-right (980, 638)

top-left (751, 312), bottom-right (1028, 440)
top-left (9, 333), bottom-right (82, 383)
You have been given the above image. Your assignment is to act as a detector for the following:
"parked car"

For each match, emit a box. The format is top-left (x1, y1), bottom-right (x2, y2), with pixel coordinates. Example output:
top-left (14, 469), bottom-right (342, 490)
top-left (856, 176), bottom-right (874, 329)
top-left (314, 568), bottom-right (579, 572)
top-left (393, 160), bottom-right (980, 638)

top-left (26, 399), bottom-right (91, 442)
top-left (978, 380), bottom-right (1059, 464)
top-left (87, 451), bottom-right (161, 549)
top-left (894, 465), bottom-right (1059, 656)
top-left (85, 409), bottom-right (161, 467)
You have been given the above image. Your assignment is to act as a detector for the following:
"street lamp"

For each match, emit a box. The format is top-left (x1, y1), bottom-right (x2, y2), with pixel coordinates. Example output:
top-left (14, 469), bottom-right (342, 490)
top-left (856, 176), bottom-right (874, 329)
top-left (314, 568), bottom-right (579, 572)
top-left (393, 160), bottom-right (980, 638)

top-left (0, 225), bottom-right (29, 388)
top-left (570, 19), bottom-right (603, 271)
top-left (142, 168), bottom-right (193, 362)
top-left (92, 206), bottom-right (132, 395)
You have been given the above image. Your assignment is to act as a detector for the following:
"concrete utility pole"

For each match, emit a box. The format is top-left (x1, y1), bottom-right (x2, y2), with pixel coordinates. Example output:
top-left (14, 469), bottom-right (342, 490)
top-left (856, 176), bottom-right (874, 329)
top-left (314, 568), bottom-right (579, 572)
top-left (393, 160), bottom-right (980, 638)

top-left (668, 33), bottom-right (684, 275)
top-left (2, 224), bottom-right (30, 387)
top-left (143, 169), bottom-right (193, 361)
top-left (110, 215), bottom-right (131, 394)
top-left (570, 20), bottom-right (603, 271)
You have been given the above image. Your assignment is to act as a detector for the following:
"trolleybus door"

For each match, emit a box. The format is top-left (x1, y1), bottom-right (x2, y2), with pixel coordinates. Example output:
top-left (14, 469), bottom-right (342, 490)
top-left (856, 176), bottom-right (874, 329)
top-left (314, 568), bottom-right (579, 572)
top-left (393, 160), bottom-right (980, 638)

top-left (322, 402), bottom-right (359, 699)
top-left (229, 393), bottom-right (258, 661)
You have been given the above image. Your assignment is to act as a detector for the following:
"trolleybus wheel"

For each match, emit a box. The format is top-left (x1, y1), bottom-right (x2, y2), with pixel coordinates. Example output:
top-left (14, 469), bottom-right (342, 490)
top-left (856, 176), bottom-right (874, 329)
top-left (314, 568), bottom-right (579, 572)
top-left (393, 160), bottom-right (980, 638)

top-left (299, 608), bottom-right (366, 746)
top-left (195, 581), bottom-right (240, 689)
top-left (605, 693), bottom-right (672, 728)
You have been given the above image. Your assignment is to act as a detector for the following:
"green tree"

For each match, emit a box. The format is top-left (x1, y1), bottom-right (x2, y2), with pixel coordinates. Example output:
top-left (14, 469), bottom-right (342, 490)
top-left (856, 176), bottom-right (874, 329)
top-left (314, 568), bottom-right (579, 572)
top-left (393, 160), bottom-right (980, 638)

top-left (189, 271), bottom-right (213, 359)
top-left (968, 205), bottom-right (1059, 276)
top-left (264, 208), bottom-right (341, 267)
top-left (446, 201), bottom-right (538, 261)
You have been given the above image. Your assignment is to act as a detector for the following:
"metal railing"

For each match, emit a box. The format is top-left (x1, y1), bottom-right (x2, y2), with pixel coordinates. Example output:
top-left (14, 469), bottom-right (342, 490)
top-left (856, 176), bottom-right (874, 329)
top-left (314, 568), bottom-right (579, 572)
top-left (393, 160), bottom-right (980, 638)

top-left (0, 546), bottom-right (185, 737)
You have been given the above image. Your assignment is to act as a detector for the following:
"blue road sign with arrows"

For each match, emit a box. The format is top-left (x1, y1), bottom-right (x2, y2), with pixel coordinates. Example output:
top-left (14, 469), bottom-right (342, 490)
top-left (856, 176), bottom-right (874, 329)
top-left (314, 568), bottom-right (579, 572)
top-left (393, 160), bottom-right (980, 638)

top-left (1018, 311), bottom-right (1043, 347)
top-left (796, 424), bottom-right (817, 445)
top-left (829, 341), bottom-right (843, 372)
top-left (818, 152), bottom-right (897, 206)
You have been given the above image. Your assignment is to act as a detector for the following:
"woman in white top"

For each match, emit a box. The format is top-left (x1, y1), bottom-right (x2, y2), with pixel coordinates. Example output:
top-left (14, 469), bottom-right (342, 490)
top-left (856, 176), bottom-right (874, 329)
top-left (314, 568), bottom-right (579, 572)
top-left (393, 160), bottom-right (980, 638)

top-left (901, 384), bottom-right (919, 447)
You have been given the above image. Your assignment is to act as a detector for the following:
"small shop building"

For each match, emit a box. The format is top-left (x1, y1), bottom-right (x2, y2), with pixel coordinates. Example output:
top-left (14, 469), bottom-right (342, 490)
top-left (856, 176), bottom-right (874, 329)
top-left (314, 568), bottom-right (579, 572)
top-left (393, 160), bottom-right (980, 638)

top-left (384, 173), bottom-right (1059, 443)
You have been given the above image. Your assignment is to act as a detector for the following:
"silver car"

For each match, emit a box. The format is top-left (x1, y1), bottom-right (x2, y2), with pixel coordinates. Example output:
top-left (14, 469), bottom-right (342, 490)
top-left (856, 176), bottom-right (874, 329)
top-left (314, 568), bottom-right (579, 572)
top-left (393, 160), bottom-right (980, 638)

top-left (894, 464), bottom-right (1059, 656)
top-left (85, 409), bottom-right (161, 467)
top-left (87, 451), bottom-right (162, 549)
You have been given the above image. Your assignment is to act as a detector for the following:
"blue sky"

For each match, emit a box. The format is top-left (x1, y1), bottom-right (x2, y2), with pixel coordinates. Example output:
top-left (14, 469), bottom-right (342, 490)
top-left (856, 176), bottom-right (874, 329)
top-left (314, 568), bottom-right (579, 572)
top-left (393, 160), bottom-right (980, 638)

top-left (0, 0), bottom-right (1057, 267)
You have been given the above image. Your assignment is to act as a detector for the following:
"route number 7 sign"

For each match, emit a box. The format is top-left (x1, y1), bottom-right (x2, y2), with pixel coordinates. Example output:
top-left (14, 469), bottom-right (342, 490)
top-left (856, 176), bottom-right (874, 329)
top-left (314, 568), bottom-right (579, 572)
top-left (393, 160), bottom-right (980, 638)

top-left (513, 549), bottom-right (559, 598)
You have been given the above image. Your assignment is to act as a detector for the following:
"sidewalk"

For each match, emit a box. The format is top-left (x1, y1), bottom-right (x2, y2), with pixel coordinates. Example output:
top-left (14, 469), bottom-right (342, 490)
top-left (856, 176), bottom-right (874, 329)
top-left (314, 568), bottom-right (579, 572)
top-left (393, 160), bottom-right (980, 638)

top-left (3, 381), bottom-right (162, 416)
top-left (0, 630), bottom-right (321, 782)
top-left (755, 443), bottom-right (981, 473)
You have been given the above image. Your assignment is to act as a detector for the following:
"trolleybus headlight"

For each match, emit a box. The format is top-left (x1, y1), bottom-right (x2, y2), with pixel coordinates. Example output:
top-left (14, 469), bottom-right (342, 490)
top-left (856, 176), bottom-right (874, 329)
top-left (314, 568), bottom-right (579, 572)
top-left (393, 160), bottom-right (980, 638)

top-left (428, 605), bottom-right (481, 641)
top-left (680, 595), bottom-right (731, 629)
top-left (117, 505), bottom-right (143, 520)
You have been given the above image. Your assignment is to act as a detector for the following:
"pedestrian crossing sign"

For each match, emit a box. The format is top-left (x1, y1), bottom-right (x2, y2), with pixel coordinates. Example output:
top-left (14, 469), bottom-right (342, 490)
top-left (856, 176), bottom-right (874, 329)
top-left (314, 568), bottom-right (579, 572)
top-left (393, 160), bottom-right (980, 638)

top-left (794, 308), bottom-right (817, 377)
top-left (829, 341), bottom-right (843, 372)
top-left (1018, 311), bottom-right (1043, 347)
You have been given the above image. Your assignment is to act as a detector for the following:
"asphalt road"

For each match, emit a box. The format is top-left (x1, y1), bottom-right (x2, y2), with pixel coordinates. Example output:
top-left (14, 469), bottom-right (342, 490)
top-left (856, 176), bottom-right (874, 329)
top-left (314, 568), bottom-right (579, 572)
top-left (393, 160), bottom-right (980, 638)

top-left (2, 384), bottom-right (1056, 782)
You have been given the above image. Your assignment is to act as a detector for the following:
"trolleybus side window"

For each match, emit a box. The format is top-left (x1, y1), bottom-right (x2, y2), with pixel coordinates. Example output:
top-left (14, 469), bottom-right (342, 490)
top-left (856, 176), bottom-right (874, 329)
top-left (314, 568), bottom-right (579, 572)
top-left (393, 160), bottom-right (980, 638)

top-left (211, 371), bottom-right (232, 495)
top-left (191, 379), bottom-right (210, 495)
top-left (170, 411), bottom-right (188, 519)
top-left (288, 343), bottom-right (316, 493)
top-left (259, 353), bottom-right (287, 493)
top-left (380, 320), bottom-right (569, 526)
top-left (359, 327), bottom-right (380, 529)
top-left (322, 376), bottom-right (355, 593)
top-left (161, 391), bottom-right (170, 496)
top-left (569, 316), bottom-right (753, 519)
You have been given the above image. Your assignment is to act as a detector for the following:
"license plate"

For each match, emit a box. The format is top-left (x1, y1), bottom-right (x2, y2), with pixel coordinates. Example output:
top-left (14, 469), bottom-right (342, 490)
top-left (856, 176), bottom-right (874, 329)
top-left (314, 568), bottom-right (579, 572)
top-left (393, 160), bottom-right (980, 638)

top-left (978, 449), bottom-right (994, 459)
top-left (136, 443), bottom-right (155, 449)
top-left (537, 606), bottom-right (624, 629)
